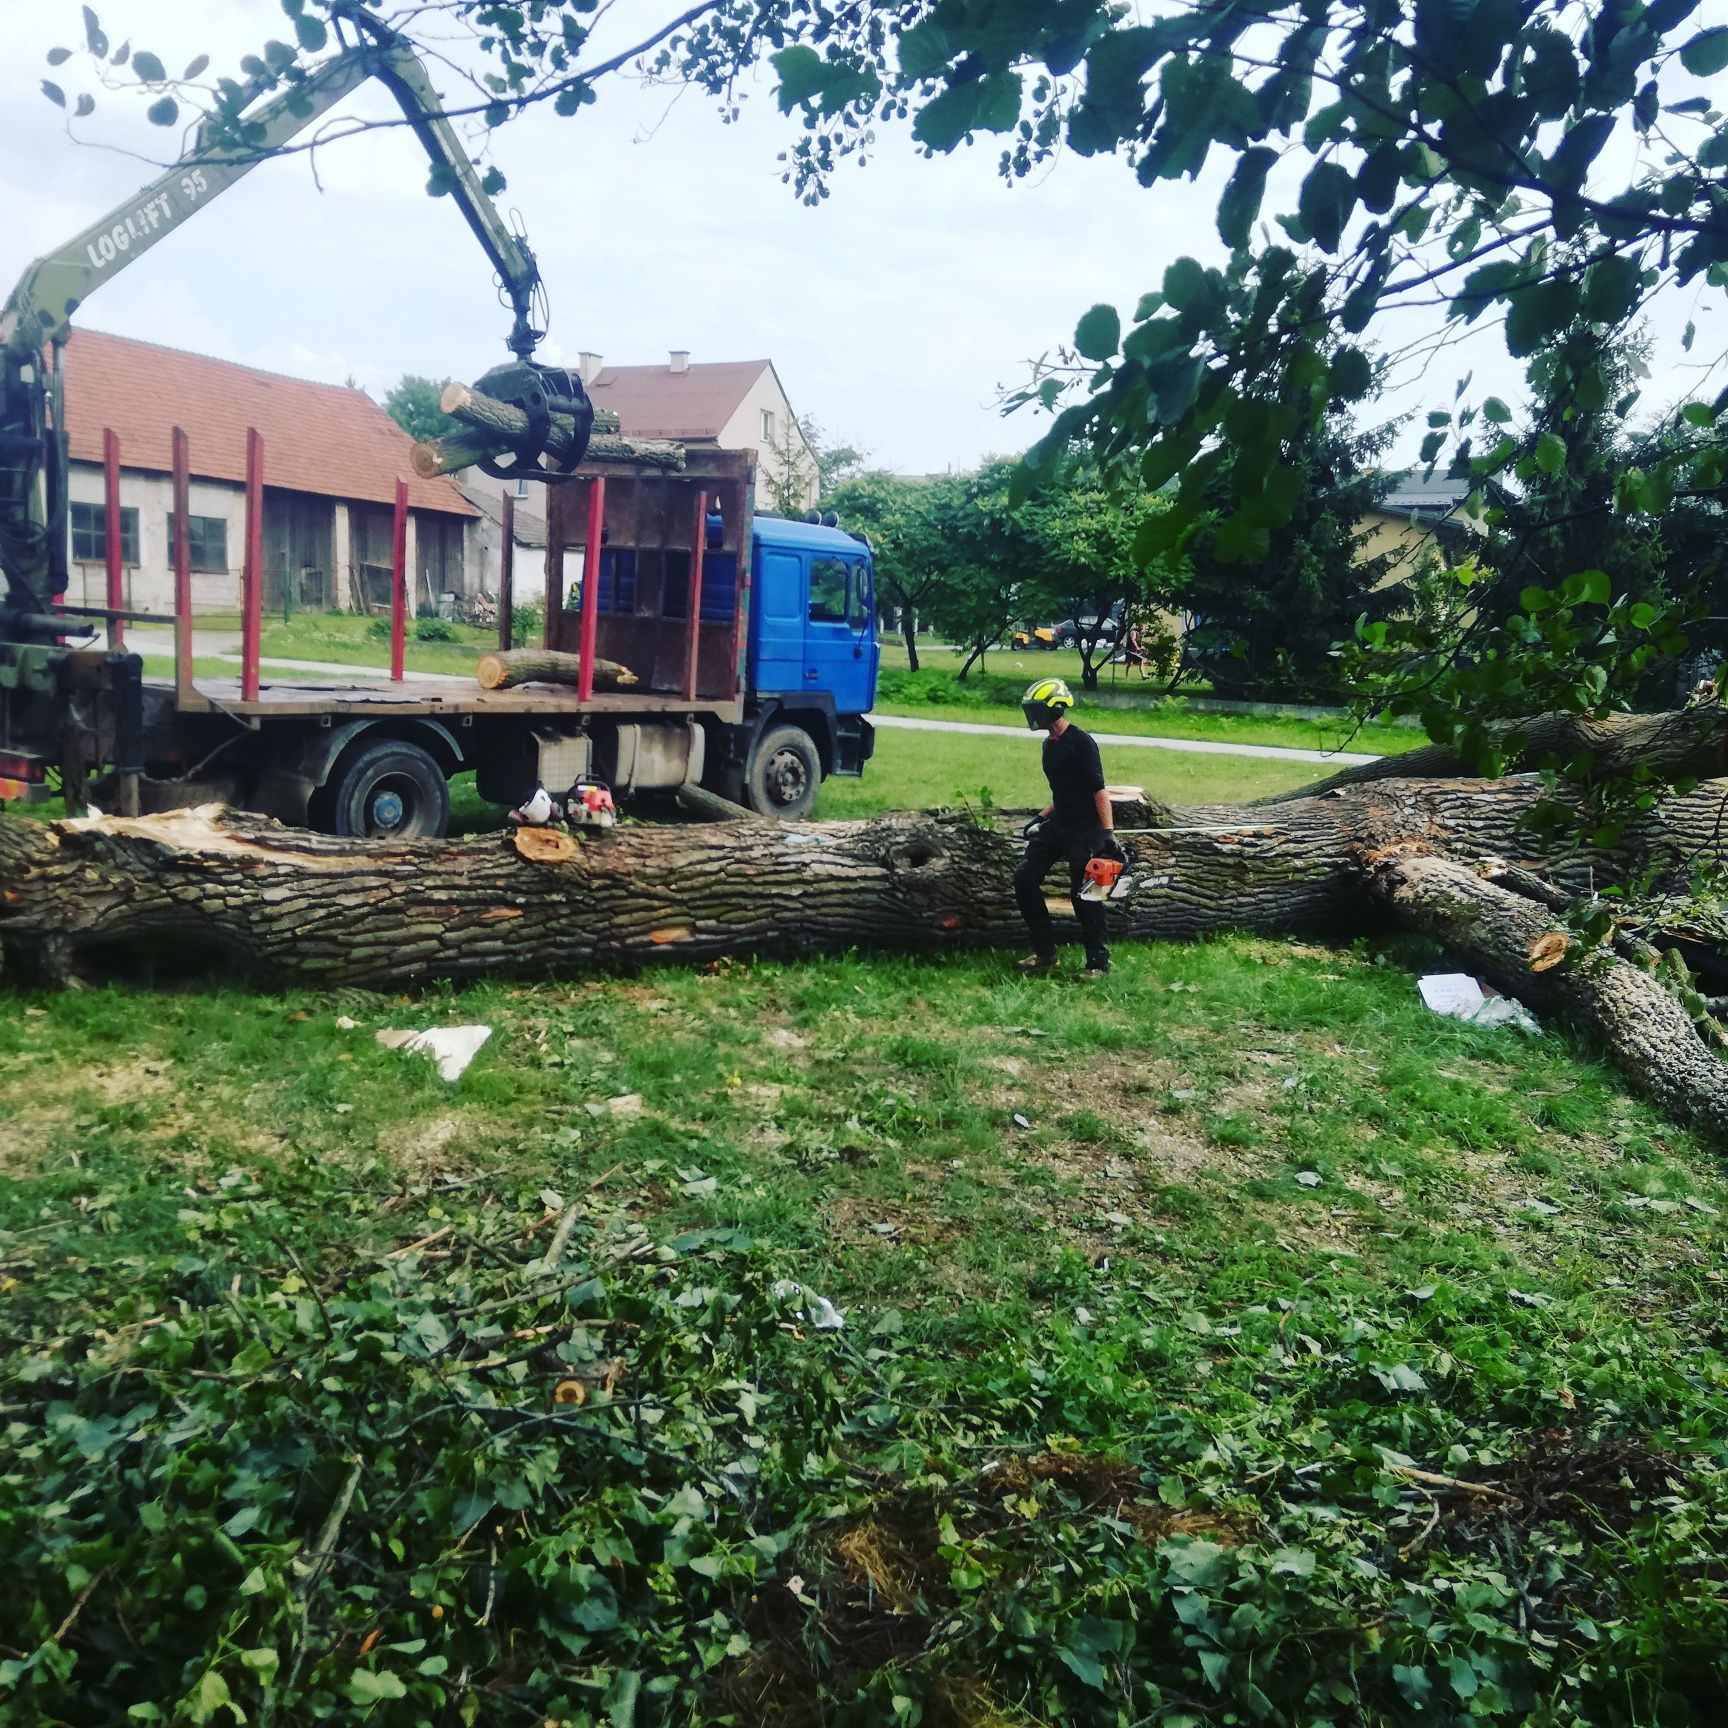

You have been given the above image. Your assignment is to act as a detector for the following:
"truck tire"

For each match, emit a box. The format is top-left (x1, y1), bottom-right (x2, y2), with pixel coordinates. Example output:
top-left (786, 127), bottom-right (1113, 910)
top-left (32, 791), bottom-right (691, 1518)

top-left (745, 723), bottom-right (820, 820)
top-left (320, 738), bottom-right (450, 840)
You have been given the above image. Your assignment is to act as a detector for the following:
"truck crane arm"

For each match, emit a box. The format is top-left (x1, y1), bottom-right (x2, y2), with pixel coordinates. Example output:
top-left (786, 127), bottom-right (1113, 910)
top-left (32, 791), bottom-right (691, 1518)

top-left (0, 8), bottom-right (587, 617)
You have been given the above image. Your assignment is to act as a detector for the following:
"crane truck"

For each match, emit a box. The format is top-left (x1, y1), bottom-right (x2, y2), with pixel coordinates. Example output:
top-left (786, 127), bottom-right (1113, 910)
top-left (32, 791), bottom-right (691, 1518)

top-left (0, 6), bottom-right (876, 837)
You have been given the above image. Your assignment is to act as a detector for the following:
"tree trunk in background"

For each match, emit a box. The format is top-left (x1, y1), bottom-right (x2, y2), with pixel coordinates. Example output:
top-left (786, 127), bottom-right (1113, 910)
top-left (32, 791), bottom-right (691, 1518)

top-left (902, 613), bottom-right (920, 673)
top-left (1274, 707), bottom-right (1728, 802)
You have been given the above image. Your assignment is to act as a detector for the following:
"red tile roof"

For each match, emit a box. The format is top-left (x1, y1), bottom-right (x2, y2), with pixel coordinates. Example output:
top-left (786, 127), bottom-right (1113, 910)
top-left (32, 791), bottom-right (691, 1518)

top-left (587, 359), bottom-right (774, 441)
top-left (61, 328), bottom-right (476, 517)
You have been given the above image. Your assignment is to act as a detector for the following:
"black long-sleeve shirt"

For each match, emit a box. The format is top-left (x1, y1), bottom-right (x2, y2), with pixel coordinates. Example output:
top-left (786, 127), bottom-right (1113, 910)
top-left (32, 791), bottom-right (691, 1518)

top-left (1042, 724), bottom-right (1105, 834)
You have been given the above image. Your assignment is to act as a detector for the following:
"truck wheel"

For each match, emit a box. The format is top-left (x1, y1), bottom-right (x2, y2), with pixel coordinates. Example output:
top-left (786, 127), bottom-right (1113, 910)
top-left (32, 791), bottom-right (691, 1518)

top-left (321, 738), bottom-right (449, 839)
top-left (745, 724), bottom-right (820, 820)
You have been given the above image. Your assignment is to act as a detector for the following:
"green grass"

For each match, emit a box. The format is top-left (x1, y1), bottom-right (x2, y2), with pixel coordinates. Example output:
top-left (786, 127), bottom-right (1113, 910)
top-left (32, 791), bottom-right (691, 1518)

top-left (256, 613), bottom-right (497, 675)
top-left (814, 724), bottom-right (1321, 815)
top-left (3, 936), bottom-right (1727, 1722)
top-left (876, 661), bottom-right (1421, 757)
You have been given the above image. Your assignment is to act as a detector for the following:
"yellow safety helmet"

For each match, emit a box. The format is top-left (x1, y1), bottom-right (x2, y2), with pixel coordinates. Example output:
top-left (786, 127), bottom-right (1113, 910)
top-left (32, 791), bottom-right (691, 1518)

top-left (1021, 676), bottom-right (1075, 730)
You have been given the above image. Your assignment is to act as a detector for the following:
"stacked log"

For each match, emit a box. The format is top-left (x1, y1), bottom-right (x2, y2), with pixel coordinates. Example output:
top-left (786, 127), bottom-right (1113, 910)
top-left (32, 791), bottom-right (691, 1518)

top-left (410, 382), bottom-right (685, 480)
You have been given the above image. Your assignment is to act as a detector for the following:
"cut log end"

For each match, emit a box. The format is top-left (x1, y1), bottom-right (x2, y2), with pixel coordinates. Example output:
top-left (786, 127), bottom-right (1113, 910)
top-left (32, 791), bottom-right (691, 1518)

top-left (511, 827), bottom-right (578, 864)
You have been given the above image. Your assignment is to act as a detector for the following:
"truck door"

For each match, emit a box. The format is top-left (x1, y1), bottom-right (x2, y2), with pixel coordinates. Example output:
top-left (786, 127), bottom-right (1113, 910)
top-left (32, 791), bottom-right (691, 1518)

top-left (751, 546), bottom-right (805, 695)
top-left (805, 556), bottom-right (876, 715)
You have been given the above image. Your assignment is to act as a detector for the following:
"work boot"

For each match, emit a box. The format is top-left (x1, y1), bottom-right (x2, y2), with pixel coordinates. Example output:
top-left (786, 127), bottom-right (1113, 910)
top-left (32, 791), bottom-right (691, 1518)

top-left (1015, 952), bottom-right (1058, 975)
top-left (1080, 955), bottom-right (1111, 980)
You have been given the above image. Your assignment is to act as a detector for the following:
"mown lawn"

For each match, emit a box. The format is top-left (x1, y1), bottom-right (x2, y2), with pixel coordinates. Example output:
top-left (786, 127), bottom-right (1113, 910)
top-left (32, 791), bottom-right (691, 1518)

top-left (811, 725), bottom-right (1323, 815)
top-left (3, 924), bottom-right (1727, 1724)
top-left (4, 651), bottom-right (1724, 1725)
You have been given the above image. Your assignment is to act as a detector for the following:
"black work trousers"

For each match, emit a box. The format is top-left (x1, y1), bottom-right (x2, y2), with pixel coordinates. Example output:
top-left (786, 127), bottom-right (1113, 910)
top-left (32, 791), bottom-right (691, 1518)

top-left (1013, 825), bottom-right (1109, 969)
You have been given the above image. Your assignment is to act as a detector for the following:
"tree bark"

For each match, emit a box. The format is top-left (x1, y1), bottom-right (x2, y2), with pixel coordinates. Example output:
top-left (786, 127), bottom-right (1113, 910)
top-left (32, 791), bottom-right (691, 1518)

top-left (440, 381), bottom-right (621, 440)
top-left (1274, 706), bottom-right (1728, 802)
top-left (474, 649), bottom-right (638, 691)
top-left (4, 767), bottom-right (1727, 1141)
top-left (411, 430), bottom-right (686, 482)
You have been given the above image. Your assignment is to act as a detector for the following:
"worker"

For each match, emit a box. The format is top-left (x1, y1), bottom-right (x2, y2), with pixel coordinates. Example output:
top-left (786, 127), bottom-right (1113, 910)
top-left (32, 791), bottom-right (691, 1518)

top-left (1014, 677), bottom-right (1125, 979)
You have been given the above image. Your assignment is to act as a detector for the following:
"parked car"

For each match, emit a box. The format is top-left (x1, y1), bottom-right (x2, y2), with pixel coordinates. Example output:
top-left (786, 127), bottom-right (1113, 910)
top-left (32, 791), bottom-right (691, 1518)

top-left (1052, 604), bottom-right (1125, 650)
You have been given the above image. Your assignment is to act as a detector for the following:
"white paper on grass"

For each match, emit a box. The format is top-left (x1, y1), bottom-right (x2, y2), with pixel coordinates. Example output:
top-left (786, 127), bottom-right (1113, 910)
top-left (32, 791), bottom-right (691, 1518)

top-left (1418, 974), bottom-right (1486, 1016)
top-left (771, 1279), bottom-right (845, 1331)
top-left (1418, 975), bottom-right (1541, 1036)
top-left (376, 1025), bottom-right (493, 1082)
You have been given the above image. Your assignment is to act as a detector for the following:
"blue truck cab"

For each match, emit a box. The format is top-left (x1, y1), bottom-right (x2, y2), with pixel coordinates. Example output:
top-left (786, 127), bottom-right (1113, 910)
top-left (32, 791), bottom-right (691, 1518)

top-left (742, 513), bottom-right (878, 806)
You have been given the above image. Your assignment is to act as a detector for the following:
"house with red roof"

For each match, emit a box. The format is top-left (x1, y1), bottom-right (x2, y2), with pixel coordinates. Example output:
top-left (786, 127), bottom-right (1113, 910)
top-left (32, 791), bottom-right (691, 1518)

top-left (456, 349), bottom-right (817, 606)
top-left (583, 351), bottom-right (815, 512)
top-left (60, 328), bottom-right (478, 617)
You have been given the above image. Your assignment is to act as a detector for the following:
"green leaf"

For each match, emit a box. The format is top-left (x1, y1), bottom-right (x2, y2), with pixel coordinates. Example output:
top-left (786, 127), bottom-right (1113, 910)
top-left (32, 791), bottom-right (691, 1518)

top-left (1056, 1647), bottom-right (1107, 1689)
top-left (185, 1671), bottom-right (234, 1726)
top-left (1534, 431), bottom-right (1566, 474)
top-left (132, 49), bottom-right (165, 82)
top-left (1681, 26), bottom-right (1728, 76)
top-left (1296, 159), bottom-right (1355, 253)
top-left (346, 1670), bottom-right (408, 1704)
top-left (42, 80), bottom-right (66, 107)
top-left (772, 46), bottom-right (828, 110)
top-left (1482, 396), bottom-right (1512, 424)
top-left (294, 15), bottom-right (328, 53)
top-left (1074, 303), bottom-right (1121, 362)
top-left (1418, 430), bottom-right (1446, 465)
top-left (146, 95), bottom-right (178, 126)
top-left (183, 53), bottom-right (209, 79)
top-left (46, 46), bottom-right (73, 66)
top-left (1217, 146), bottom-right (1276, 249)
top-left (1330, 347), bottom-right (1372, 401)
top-left (239, 1648), bottom-right (279, 1682)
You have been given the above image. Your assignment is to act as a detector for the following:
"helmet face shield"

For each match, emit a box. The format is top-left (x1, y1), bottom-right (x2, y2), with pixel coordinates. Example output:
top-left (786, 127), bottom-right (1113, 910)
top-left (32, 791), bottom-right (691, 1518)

top-left (1021, 677), bottom-right (1075, 729)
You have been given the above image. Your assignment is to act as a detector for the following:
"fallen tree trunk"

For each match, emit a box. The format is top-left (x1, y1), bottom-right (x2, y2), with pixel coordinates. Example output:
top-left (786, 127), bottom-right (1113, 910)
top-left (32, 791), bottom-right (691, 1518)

top-left (475, 649), bottom-right (638, 691)
top-left (1370, 850), bottom-right (1728, 1143)
top-left (5, 773), bottom-right (1727, 1139)
top-left (1276, 706), bottom-right (1728, 801)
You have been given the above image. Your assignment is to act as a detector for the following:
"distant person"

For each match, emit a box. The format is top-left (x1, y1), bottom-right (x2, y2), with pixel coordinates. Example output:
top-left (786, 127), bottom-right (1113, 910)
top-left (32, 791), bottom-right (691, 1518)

top-left (1014, 677), bottom-right (1125, 980)
top-left (1123, 621), bottom-right (1151, 680)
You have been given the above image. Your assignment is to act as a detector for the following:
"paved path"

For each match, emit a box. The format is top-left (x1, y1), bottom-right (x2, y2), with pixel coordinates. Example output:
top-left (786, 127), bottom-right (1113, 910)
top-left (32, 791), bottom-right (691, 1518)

top-left (867, 711), bottom-right (1380, 766)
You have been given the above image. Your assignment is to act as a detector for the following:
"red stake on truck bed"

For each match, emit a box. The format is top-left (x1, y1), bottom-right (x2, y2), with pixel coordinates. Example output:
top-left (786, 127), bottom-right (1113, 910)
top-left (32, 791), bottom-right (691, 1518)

top-left (103, 429), bottom-right (123, 651)
top-left (242, 429), bottom-right (264, 702)
top-left (390, 475), bottom-right (408, 683)
top-left (576, 476), bottom-right (605, 703)
top-left (171, 427), bottom-right (192, 705)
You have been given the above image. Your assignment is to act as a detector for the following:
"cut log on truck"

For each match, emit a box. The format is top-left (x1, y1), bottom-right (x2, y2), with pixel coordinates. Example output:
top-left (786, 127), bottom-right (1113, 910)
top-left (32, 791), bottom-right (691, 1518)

top-left (409, 382), bottom-right (685, 480)
top-left (5, 765), bottom-right (1728, 1141)
top-left (410, 429), bottom-right (687, 481)
top-left (441, 382), bottom-right (622, 441)
top-left (475, 649), bottom-right (638, 692)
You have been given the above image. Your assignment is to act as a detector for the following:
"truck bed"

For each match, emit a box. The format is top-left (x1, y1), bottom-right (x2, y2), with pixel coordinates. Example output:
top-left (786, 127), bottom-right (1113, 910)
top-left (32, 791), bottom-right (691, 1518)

top-left (145, 674), bottom-right (745, 723)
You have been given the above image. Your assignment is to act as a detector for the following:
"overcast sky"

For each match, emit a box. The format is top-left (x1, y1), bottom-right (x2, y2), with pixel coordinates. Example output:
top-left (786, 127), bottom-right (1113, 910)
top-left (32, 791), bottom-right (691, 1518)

top-left (5, 0), bottom-right (1720, 475)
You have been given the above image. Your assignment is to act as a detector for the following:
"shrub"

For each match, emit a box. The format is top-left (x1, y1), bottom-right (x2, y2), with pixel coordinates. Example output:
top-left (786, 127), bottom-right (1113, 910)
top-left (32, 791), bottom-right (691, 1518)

top-left (414, 618), bottom-right (458, 643)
